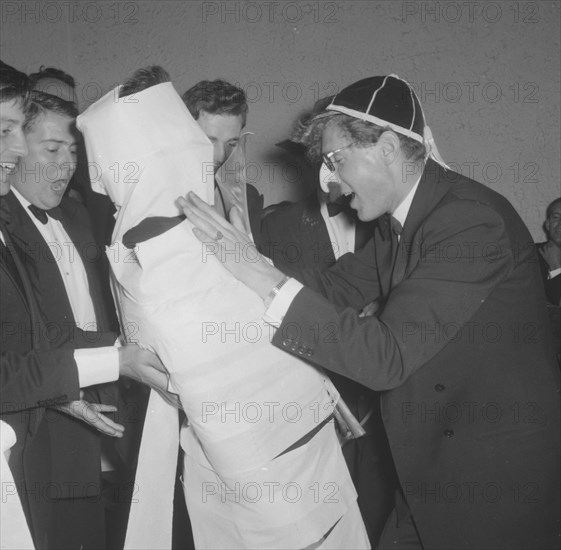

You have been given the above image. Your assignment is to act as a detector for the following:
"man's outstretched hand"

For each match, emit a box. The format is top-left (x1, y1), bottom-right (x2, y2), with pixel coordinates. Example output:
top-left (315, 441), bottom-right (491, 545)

top-left (53, 398), bottom-right (125, 438)
top-left (178, 191), bottom-right (285, 299)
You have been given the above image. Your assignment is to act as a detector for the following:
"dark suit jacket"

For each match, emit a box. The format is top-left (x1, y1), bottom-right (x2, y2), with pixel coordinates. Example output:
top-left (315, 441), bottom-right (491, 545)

top-left (536, 242), bottom-right (561, 359)
top-left (272, 160), bottom-right (561, 550)
top-left (536, 241), bottom-right (561, 305)
top-left (2, 192), bottom-right (120, 547)
top-left (260, 192), bottom-right (375, 269)
top-left (1, 198), bottom-right (116, 549)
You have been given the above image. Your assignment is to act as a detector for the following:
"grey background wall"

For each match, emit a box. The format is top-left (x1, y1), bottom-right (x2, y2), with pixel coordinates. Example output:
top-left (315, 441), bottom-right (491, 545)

top-left (1, 0), bottom-right (559, 240)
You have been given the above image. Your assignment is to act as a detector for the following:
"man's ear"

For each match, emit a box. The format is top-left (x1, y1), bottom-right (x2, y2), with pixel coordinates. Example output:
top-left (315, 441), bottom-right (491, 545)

top-left (377, 130), bottom-right (400, 165)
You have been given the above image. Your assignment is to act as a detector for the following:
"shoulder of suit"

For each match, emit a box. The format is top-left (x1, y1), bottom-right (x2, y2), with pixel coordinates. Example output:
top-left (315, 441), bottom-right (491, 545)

top-left (430, 161), bottom-right (516, 219)
top-left (60, 195), bottom-right (88, 216)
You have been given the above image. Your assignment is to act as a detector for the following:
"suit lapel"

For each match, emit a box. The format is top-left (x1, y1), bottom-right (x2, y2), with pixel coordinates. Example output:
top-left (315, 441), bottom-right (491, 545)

top-left (0, 200), bottom-right (47, 352)
top-left (0, 229), bottom-right (30, 317)
top-left (59, 198), bottom-right (115, 331)
top-left (4, 191), bottom-right (76, 327)
top-left (390, 159), bottom-right (453, 289)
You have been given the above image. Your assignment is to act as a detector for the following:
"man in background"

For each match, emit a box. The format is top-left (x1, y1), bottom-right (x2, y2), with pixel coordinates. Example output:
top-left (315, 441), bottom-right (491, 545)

top-left (182, 79), bottom-right (263, 240)
top-left (537, 197), bottom-right (561, 360)
top-left (538, 197), bottom-right (561, 305)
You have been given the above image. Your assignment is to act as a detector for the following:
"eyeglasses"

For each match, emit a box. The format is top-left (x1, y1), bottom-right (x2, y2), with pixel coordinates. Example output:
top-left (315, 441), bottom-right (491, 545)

top-left (321, 142), bottom-right (356, 172)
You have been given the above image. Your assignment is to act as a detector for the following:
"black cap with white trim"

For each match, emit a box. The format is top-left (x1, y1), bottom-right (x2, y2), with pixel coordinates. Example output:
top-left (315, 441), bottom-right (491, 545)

top-left (326, 74), bottom-right (448, 168)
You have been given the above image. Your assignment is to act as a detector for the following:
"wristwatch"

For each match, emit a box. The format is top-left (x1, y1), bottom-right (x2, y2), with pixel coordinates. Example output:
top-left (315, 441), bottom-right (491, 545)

top-left (263, 275), bottom-right (291, 309)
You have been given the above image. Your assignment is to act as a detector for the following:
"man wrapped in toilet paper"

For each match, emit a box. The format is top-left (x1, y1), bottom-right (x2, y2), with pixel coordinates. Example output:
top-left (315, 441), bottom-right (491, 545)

top-left (77, 73), bottom-right (369, 549)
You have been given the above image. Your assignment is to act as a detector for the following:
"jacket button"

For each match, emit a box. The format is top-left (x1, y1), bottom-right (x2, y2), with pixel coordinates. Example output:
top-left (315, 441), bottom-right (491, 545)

top-left (443, 429), bottom-right (454, 438)
top-left (297, 346), bottom-right (305, 355)
top-left (434, 384), bottom-right (445, 392)
top-left (282, 339), bottom-right (290, 347)
top-left (305, 349), bottom-right (313, 357)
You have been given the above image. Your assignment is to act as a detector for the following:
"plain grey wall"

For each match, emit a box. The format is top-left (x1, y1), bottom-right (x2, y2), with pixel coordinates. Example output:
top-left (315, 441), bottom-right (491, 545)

top-left (1, 0), bottom-right (559, 239)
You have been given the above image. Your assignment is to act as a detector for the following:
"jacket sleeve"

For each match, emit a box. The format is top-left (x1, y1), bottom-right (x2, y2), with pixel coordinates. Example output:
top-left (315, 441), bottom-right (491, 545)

top-left (272, 201), bottom-right (514, 390)
top-left (1, 329), bottom-right (117, 411)
top-left (281, 236), bottom-right (382, 311)
top-left (1, 348), bottom-right (80, 411)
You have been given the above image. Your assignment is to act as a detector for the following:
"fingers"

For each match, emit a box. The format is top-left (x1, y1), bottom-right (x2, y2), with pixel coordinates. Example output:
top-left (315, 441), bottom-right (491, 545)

top-left (90, 404), bottom-right (118, 413)
top-left (181, 200), bottom-right (218, 241)
top-left (59, 401), bottom-right (125, 437)
top-left (140, 349), bottom-right (167, 373)
top-left (86, 405), bottom-right (124, 437)
top-left (179, 192), bottom-right (240, 241)
top-left (179, 191), bottom-right (226, 226)
top-left (94, 414), bottom-right (125, 437)
top-left (229, 206), bottom-right (248, 234)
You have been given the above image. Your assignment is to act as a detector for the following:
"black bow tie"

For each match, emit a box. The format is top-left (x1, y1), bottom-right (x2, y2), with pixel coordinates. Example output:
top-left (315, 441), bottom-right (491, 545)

top-left (326, 195), bottom-right (353, 217)
top-left (28, 204), bottom-right (62, 224)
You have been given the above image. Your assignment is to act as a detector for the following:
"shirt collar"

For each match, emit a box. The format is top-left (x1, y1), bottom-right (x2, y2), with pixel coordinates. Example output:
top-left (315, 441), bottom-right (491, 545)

top-left (391, 175), bottom-right (421, 228)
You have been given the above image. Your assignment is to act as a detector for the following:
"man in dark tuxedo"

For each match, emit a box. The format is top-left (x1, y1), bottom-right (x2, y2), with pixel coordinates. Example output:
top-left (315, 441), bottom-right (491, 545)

top-left (6, 89), bottom-right (125, 549)
top-left (0, 62), bottom-right (167, 549)
top-left (181, 74), bottom-right (561, 550)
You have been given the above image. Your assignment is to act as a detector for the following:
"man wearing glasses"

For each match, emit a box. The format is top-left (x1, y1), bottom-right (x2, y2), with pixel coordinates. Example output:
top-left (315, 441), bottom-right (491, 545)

top-left (181, 74), bottom-right (560, 550)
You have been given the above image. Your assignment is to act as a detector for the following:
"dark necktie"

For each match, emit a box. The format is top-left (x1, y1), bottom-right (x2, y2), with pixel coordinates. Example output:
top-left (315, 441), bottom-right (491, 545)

top-left (390, 216), bottom-right (403, 240)
top-left (28, 204), bottom-right (62, 224)
top-left (389, 215), bottom-right (403, 287)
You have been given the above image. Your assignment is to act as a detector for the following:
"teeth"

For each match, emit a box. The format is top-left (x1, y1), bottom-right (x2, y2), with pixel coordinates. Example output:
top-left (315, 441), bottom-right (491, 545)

top-left (0, 163), bottom-right (17, 174)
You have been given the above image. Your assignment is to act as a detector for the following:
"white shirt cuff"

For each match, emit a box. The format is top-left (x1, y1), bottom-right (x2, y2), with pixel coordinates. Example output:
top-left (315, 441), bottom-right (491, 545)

top-left (263, 278), bottom-right (303, 328)
top-left (75, 347), bottom-right (120, 388)
top-left (548, 267), bottom-right (561, 279)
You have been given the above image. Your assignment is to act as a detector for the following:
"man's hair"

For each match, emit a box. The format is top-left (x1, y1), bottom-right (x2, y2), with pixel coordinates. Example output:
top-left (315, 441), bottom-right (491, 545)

top-left (0, 60), bottom-right (29, 104)
top-left (293, 111), bottom-right (426, 164)
top-left (119, 66), bottom-right (171, 98)
top-left (181, 79), bottom-right (248, 124)
top-left (546, 197), bottom-right (561, 219)
top-left (25, 90), bottom-right (79, 131)
top-left (28, 66), bottom-right (76, 90)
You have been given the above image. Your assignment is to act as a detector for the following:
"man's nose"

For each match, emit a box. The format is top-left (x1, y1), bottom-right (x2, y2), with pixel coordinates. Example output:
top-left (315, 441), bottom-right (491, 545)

top-left (213, 142), bottom-right (226, 170)
top-left (60, 152), bottom-right (77, 178)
